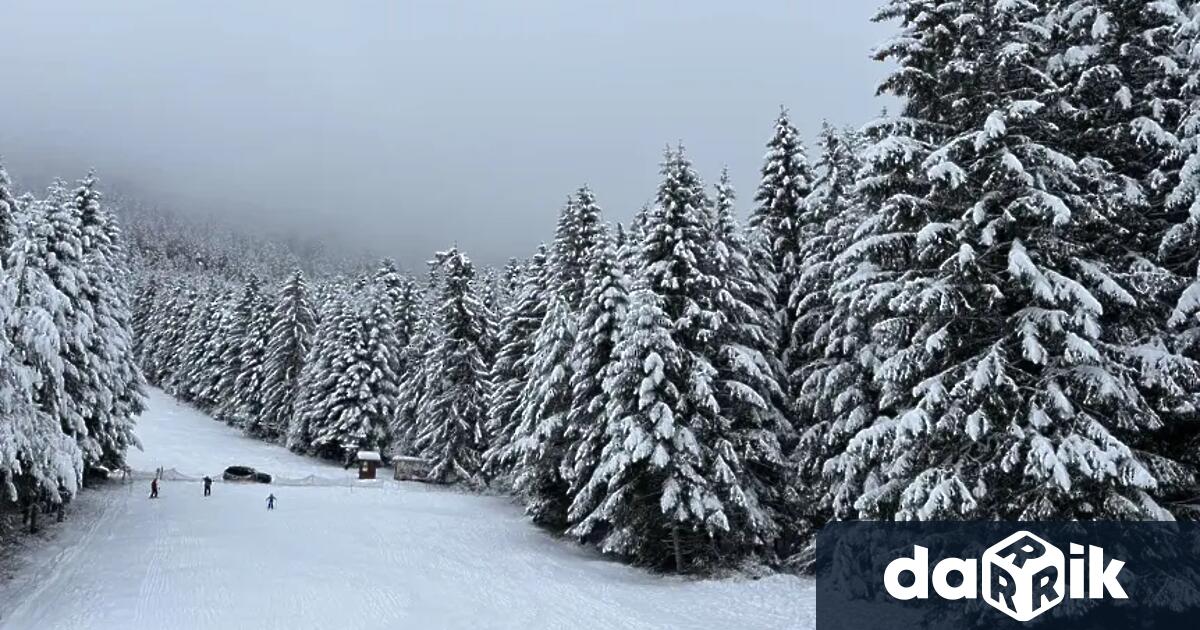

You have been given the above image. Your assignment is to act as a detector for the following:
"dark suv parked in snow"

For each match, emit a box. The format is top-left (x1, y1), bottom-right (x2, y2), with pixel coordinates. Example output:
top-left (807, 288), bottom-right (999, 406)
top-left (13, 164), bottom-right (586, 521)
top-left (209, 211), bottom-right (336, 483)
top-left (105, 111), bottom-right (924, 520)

top-left (222, 466), bottom-right (272, 483)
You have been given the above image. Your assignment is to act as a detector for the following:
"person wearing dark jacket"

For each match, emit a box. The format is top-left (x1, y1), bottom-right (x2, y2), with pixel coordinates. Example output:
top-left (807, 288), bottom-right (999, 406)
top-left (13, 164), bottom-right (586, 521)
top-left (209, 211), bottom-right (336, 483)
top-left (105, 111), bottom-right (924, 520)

top-left (203, 476), bottom-right (212, 497)
top-left (149, 478), bottom-right (159, 499)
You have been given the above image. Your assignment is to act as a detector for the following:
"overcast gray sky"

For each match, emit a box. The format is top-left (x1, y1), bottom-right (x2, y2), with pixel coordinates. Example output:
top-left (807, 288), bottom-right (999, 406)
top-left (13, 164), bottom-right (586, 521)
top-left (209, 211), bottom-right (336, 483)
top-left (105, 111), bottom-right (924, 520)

top-left (0, 0), bottom-right (892, 266)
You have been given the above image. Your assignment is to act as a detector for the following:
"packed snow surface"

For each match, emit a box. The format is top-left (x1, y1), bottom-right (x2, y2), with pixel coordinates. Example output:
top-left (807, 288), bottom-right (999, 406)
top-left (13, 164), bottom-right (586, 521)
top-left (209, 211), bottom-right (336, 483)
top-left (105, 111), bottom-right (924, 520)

top-left (0, 388), bottom-right (813, 629)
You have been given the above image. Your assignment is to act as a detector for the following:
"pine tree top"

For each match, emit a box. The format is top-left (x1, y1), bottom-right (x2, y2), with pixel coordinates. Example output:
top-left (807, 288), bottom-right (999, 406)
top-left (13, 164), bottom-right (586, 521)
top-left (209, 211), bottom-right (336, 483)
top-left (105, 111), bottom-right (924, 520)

top-left (752, 109), bottom-right (811, 229)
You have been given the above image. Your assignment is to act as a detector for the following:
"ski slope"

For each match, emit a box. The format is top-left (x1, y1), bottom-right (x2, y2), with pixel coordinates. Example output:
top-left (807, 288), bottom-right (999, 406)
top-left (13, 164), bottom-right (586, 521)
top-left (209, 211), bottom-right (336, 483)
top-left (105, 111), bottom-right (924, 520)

top-left (0, 389), bottom-right (813, 629)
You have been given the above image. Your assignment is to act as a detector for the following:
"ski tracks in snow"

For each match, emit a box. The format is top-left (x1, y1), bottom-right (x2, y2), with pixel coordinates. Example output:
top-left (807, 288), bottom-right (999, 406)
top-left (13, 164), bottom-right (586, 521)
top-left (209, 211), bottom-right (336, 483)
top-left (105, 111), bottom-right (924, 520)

top-left (2, 485), bottom-right (120, 628)
top-left (0, 389), bottom-right (814, 629)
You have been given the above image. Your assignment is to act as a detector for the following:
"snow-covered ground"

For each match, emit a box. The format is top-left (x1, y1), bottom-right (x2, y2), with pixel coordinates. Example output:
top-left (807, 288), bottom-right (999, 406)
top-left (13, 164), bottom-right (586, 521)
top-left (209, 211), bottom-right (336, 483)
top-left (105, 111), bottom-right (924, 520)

top-left (0, 388), bottom-right (813, 629)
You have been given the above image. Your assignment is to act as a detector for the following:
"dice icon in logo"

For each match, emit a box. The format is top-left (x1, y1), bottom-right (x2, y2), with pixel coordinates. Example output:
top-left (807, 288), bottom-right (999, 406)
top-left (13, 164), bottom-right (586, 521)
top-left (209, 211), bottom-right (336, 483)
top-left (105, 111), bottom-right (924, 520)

top-left (982, 531), bottom-right (1065, 621)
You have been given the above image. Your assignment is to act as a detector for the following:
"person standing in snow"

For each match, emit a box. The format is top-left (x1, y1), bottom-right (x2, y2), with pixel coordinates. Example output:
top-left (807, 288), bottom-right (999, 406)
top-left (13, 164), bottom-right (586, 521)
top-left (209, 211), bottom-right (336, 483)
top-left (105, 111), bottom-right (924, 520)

top-left (149, 478), bottom-right (159, 499)
top-left (266, 493), bottom-right (276, 510)
top-left (203, 476), bottom-right (212, 497)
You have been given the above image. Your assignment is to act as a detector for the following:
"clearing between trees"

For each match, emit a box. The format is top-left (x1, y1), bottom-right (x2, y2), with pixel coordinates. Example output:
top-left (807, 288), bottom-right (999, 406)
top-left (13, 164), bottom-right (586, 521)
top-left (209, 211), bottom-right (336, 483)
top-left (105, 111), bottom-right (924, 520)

top-left (0, 388), bottom-right (811, 630)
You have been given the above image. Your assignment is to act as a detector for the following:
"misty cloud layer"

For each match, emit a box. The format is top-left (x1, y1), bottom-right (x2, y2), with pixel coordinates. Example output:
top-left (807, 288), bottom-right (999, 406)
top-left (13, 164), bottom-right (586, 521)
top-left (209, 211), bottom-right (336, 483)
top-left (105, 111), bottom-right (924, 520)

top-left (0, 0), bottom-right (891, 266)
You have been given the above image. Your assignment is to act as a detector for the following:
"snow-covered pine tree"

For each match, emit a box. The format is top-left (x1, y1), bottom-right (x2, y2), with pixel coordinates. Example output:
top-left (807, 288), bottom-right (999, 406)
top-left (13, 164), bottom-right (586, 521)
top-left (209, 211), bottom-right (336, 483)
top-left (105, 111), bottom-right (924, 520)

top-left (507, 292), bottom-right (576, 526)
top-left (1162, 2), bottom-right (1200, 271)
top-left (1051, 0), bottom-right (1200, 512)
top-left (381, 266), bottom-right (419, 356)
top-left (190, 288), bottom-right (238, 411)
top-left (289, 287), bottom-right (346, 452)
top-left (554, 187), bottom-right (607, 307)
top-left (0, 161), bottom-right (21, 254)
top-left (391, 254), bottom-right (454, 456)
top-left (307, 296), bottom-right (368, 457)
top-left (189, 283), bottom-right (234, 403)
top-left (705, 168), bottom-right (790, 561)
top-left (256, 269), bottom-right (316, 440)
top-left (373, 259), bottom-right (414, 363)
top-left (164, 285), bottom-right (202, 390)
top-left (1160, 2), bottom-right (1200, 475)
top-left (1049, 5), bottom-right (1200, 450)
top-left (625, 205), bottom-right (651, 258)
top-left (844, 0), bottom-right (1198, 521)
top-left (563, 231), bottom-right (631, 533)
top-left (2, 222), bottom-right (83, 523)
top-left (570, 147), bottom-right (736, 571)
top-left (639, 147), bottom-right (731, 556)
top-left (787, 124), bottom-right (877, 542)
top-left (801, 0), bottom-right (965, 526)
top-left (2, 164), bottom-right (81, 513)
top-left (392, 296), bottom-right (436, 456)
top-left (415, 248), bottom-right (491, 485)
top-left (18, 184), bottom-right (97, 457)
top-left (504, 189), bottom-right (607, 524)
top-left (130, 276), bottom-right (160, 361)
top-left (482, 246), bottom-right (550, 478)
top-left (567, 287), bottom-right (697, 570)
top-left (500, 257), bottom-right (523, 304)
top-left (642, 146), bottom-right (722, 346)
top-left (388, 273), bottom-right (421, 441)
top-left (1051, 0), bottom-right (1192, 265)
top-left (215, 276), bottom-right (266, 427)
top-left (136, 280), bottom-right (172, 383)
top-left (612, 222), bottom-right (630, 258)
top-left (475, 265), bottom-right (501, 366)
top-left (235, 284), bottom-right (271, 432)
top-left (789, 123), bottom-right (865, 377)
top-left (67, 175), bottom-right (145, 467)
top-left (366, 275), bottom-right (406, 439)
top-left (98, 297), bottom-right (145, 458)
top-left (750, 109), bottom-right (814, 385)
top-left (309, 283), bottom-right (398, 458)
top-left (170, 282), bottom-right (219, 400)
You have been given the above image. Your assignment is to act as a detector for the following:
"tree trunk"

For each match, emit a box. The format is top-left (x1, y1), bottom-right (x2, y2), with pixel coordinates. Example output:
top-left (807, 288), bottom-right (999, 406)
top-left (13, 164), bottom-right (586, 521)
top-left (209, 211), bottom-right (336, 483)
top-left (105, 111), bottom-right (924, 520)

top-left (28, 502), bottom-right (39, 534)
top-left (671, 525), bottom-right (683, 574)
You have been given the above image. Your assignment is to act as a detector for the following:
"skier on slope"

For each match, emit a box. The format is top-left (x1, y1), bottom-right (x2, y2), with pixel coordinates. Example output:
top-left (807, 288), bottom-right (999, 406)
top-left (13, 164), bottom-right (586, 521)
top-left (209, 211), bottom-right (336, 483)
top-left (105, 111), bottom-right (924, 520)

top-left (149, 478), bottom-right (159, 499)
top-left (266, 493), bottom-right (277, 510)
top-left (203, 476), bottom-right (213, 497)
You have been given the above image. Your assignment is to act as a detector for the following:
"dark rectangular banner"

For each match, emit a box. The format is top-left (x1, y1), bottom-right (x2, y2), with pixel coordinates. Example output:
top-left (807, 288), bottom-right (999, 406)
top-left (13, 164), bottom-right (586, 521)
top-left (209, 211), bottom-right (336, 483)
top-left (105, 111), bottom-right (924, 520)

top-left (816, 522), bottom-right (1200, 629)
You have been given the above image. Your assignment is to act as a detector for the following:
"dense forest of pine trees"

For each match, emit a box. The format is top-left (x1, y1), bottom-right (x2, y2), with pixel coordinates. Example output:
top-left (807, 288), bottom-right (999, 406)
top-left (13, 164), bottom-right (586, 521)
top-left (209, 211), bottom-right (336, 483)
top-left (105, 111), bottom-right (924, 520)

top-left (8, 0), bottom-right (1200, 573)
top-left (0, 167), bottom-right (144, 533)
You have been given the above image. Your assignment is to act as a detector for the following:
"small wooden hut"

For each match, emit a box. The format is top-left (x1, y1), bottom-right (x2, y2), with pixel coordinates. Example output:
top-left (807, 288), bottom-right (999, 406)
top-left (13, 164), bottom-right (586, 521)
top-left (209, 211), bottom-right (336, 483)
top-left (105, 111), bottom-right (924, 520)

top-left (356, 451), bottom-right (382, 480)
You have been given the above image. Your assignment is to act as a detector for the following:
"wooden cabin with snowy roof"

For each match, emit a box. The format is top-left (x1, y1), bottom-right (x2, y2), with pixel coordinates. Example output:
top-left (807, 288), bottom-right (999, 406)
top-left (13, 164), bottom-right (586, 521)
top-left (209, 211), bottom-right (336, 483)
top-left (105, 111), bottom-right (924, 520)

top-left (355, 451), bottom-right (381, 480)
